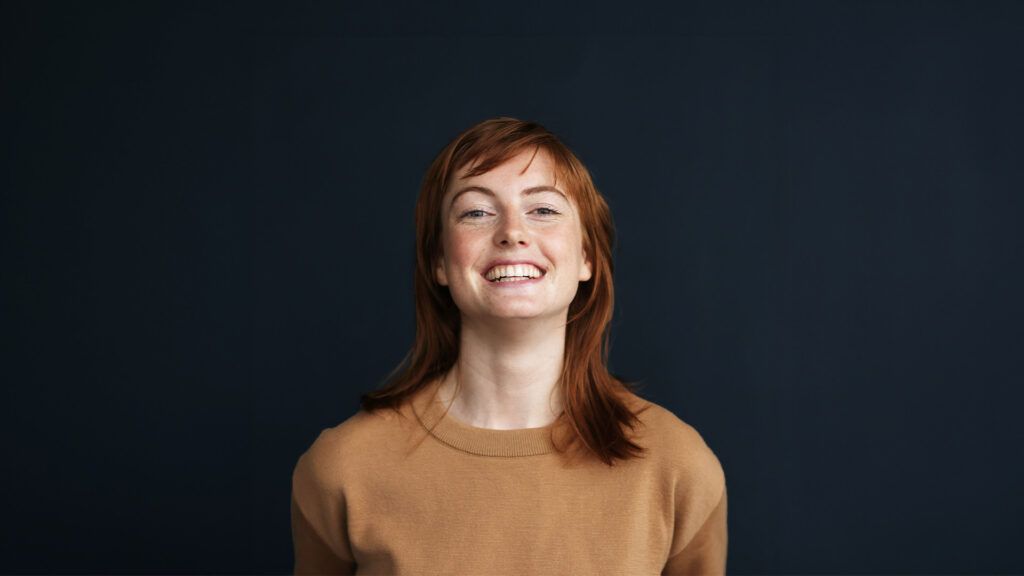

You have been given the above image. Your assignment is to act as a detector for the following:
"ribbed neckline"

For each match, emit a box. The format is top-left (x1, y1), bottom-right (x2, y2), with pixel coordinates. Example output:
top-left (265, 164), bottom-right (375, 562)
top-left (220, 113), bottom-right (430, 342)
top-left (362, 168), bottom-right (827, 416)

top-left (410, 380), bottom-right (557, 457)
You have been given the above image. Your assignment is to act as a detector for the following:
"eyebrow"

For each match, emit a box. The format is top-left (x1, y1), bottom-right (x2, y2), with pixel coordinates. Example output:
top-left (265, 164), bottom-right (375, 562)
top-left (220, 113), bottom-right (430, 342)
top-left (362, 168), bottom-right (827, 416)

top-left (448, 185), bottom-right (567, 209)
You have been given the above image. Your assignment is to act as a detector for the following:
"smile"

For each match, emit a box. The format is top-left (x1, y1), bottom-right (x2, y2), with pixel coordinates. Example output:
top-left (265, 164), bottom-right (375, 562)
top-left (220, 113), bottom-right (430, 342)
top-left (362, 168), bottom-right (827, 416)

top-left (483, 263), bottom-right (545, 282)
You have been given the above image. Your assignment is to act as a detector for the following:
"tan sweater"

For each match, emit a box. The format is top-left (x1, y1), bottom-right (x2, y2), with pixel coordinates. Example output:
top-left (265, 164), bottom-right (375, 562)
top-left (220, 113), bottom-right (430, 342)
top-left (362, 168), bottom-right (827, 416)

top-left (291, 380), bottom-right (728, 575)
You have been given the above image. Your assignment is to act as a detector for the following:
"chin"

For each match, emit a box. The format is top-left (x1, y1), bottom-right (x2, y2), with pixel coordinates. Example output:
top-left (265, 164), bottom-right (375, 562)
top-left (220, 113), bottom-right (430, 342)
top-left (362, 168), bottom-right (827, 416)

top-left (486, 306), bottom-right (565, 321)
top-left (487, 310), bottom-right (544, 319)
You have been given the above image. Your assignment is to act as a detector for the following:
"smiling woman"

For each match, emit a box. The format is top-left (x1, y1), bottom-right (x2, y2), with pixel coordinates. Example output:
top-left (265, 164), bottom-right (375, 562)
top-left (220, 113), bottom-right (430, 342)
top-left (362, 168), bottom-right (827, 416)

top-left (433, 147), bottom-right (594, 350)
top-left (290, 117), bottom-right (728, 575)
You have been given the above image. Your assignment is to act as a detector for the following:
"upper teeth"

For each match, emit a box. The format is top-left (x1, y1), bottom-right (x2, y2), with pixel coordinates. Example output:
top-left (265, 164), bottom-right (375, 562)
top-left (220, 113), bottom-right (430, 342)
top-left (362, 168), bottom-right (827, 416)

top-left (485, 264), bottom-right (543, 281)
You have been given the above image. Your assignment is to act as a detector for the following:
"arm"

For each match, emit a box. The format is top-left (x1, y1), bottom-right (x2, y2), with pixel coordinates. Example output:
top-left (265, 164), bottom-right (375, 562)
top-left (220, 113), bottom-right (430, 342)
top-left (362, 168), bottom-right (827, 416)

top-left (661, 486), bottom-right (728, 576)
top-left (291, 435), bottom-right (357, 575)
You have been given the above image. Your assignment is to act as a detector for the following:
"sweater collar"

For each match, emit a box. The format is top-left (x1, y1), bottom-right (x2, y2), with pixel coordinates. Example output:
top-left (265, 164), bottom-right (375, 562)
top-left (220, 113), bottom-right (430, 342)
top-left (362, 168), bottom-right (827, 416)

top-left (409, 379), bottom-right (558, 457)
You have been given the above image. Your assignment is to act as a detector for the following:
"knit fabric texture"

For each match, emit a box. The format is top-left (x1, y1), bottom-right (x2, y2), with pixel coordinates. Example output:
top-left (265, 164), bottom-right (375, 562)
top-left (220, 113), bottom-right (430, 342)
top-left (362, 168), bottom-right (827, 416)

top-left (291, 380), bottom-right (727, 575)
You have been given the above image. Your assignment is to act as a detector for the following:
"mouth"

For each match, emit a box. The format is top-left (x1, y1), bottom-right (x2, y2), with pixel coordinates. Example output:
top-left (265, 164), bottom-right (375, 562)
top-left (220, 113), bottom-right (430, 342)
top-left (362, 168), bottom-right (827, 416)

top-left (482, 263), bottom-right (546, 283)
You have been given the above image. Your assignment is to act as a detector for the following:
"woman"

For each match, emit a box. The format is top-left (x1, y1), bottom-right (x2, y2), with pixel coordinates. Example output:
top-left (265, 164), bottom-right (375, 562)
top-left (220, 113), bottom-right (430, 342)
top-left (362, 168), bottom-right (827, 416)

top-left (291, 117), bottom-right (728, 575)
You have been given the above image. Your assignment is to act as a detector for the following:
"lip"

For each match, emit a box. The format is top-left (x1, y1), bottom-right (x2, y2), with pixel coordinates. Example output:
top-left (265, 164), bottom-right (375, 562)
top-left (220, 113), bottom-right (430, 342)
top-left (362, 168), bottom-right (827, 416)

top-left (480, 259), bottom-right (547, 280)
top-left (485, 274), bottom-right (545, 288)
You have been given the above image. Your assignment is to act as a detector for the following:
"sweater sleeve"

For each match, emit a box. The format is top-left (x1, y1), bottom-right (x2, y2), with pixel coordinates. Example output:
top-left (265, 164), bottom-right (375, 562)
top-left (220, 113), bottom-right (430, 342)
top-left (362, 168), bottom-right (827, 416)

top-left (661, 485), bottom-right (728, 576)
top-left (290, 432), bottom-right (357, 575)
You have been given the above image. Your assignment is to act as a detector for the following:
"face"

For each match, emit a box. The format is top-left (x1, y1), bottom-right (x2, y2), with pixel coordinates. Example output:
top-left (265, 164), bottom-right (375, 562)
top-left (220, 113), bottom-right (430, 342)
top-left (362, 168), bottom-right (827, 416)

top-left (435, 148), bottom-right (592, 323)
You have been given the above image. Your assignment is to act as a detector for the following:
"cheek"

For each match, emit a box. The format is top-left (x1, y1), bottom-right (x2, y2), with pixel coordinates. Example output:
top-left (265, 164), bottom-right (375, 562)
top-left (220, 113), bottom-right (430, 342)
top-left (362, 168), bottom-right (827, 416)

top-left (548, 228), bottom-right (584, 259)
top-left (445, 231), bottom-right (482, 269)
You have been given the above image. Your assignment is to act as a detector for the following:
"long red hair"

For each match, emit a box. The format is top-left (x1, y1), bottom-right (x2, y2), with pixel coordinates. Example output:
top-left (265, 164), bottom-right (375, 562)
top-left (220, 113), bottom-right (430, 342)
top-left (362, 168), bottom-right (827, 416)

top-left (360, 117), bottom-right (649, 466)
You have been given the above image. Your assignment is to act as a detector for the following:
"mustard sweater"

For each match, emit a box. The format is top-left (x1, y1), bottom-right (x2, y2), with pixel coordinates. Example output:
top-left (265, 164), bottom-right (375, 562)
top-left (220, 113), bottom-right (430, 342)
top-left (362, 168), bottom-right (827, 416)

top-left (291, 380), bottom-right (728, 575)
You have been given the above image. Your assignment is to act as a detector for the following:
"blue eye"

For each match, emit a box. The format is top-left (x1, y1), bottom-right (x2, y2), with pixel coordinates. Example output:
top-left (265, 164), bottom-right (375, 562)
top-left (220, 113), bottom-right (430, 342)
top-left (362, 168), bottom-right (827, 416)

top-left (459, 207), bottom-right (560, 219)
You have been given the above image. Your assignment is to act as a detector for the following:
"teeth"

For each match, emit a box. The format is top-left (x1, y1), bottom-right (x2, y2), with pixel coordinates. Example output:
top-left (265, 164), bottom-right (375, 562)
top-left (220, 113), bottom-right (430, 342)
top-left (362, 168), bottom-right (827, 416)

top-left (485, 264), bottom-right (543, 281)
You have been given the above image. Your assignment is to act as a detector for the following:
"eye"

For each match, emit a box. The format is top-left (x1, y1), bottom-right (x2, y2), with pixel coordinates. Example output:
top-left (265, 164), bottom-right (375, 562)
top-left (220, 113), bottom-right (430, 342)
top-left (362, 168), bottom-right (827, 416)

top-left (533, 207), bottom-right (561, 216)
top-left (459, 209), bottom-right (488, 219)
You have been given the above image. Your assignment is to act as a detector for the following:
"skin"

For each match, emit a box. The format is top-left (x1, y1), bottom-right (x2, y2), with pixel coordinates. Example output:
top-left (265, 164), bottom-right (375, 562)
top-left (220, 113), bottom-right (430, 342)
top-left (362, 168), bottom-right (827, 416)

top-left (434, 148), bottom-right (592, 429)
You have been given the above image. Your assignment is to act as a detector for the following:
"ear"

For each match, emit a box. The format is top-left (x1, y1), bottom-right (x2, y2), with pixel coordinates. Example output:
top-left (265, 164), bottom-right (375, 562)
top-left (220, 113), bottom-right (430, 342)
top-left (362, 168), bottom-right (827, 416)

top-left (435, 257), bottom-right (449, 286)
top-left (578, 248), bottom-right (592, 282)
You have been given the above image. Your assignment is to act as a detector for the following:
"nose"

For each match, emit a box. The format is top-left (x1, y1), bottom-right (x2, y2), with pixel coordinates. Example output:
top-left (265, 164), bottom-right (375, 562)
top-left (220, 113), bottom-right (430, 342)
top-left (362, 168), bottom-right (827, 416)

top-left (495, 211), bottom-right (529, 247)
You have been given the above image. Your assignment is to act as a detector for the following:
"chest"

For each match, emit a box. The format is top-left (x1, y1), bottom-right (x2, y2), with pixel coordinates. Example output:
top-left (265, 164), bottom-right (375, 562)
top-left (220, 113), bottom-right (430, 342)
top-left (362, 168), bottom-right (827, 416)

top-left (344, 454), bottom-right (674, 575)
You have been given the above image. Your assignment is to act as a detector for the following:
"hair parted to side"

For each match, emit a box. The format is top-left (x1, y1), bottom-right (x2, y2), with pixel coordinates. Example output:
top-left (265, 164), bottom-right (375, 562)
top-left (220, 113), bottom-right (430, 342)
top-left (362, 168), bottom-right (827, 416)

top-left (360, 116), bottom-right (650, 466)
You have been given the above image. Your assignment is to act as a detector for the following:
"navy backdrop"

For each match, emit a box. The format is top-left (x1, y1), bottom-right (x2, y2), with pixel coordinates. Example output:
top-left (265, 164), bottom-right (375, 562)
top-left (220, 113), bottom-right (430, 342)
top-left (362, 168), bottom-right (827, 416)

top-left (3, 1), bottom-right (1022, 573)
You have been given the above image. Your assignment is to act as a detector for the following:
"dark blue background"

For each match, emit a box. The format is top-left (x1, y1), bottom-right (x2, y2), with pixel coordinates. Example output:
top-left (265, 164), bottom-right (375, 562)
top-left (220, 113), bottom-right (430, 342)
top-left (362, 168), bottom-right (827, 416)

top-left (3, 1), bottom-right (1022, 573)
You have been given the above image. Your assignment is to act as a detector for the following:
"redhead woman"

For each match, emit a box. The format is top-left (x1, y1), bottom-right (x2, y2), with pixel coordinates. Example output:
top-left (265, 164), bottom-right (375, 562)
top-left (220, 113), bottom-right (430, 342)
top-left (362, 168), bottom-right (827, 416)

top-left (290, 117), bottom-right (728, 575)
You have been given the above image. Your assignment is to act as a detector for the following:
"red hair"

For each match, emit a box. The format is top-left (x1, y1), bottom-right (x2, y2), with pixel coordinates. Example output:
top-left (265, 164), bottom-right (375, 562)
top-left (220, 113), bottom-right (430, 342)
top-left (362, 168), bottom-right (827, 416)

top-left (360, 117), bottom-right (650, 466)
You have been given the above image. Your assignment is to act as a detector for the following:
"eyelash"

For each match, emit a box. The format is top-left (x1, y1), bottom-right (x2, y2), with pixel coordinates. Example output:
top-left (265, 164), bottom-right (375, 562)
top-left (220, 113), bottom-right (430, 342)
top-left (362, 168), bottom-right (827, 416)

top-left (460, 207), bottom-right (561, 219)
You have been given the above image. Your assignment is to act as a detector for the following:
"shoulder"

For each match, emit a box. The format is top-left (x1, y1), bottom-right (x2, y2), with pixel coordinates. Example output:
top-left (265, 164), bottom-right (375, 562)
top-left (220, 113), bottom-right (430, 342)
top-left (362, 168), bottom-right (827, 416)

top-left (627, 393), bottom-right (726, 494)
top-left (293, 404), bottom-right (414, 487)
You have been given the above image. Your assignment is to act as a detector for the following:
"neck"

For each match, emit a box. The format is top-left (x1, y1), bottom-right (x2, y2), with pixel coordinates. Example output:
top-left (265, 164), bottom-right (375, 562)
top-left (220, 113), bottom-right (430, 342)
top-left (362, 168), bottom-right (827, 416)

top-left (439, 314), bottom-right (567, 430)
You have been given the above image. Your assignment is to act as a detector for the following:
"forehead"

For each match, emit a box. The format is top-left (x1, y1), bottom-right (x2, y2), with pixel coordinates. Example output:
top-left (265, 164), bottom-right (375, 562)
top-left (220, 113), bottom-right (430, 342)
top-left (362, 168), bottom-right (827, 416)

top-left (446, 148), bottom-right (571, 203)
